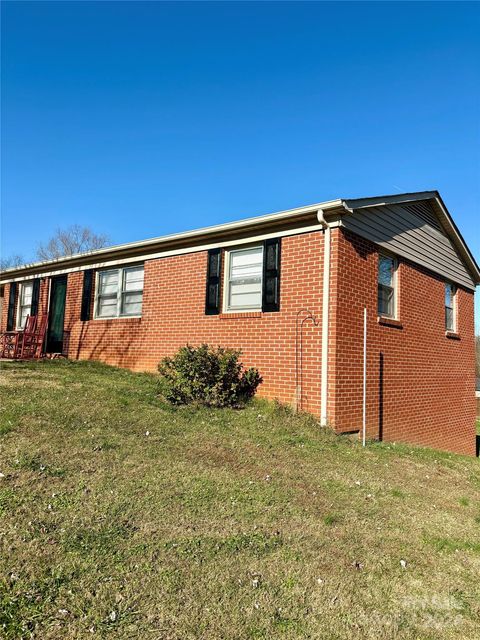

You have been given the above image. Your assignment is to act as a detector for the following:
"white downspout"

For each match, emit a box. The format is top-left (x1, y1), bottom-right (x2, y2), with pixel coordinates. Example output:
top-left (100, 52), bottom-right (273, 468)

top-left (317, 209), bottom-right (331, 427)
top-left (362, 307), bottom-right (367, 446)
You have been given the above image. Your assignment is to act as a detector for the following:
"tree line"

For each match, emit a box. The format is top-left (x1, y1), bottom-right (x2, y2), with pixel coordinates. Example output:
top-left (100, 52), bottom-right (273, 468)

top-left (1, 225), bottom-right (109, 270)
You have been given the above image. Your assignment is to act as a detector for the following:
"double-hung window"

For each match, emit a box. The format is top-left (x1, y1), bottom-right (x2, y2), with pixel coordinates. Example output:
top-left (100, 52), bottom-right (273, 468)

top-left (17, 281), bottom-right (33, 329)
top-left (95, 265), bottom-right (144, 319)
top-left (225, 246), bottom-right (263, 311)
top-left (377, 254), bottom-right (397, 318)
top-left (445, 283), bottom-right (456, 331)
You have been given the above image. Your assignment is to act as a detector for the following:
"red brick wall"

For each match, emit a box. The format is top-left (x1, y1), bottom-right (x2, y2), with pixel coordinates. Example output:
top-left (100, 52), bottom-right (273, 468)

top-left (63, 231), bottom-right (325, 415)
top-left (2, 227), bottom-right (476, 455)
top-left (330, 229), bottom-right (476, 456)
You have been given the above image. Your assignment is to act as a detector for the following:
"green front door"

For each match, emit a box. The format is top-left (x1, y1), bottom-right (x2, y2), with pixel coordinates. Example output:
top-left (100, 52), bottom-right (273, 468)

top-left (47, 275), bottom-right (67, 353)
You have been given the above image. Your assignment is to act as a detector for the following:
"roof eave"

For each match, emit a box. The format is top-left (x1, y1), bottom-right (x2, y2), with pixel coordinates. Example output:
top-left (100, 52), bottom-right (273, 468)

top-left (0, 198), bottom-right (342, 281)
top-left (341, 191), bottom-right (480, 285)
top-left (2, 191), bottom-right (477, 286)
top-left (430, 193), bottom-right (480, 285)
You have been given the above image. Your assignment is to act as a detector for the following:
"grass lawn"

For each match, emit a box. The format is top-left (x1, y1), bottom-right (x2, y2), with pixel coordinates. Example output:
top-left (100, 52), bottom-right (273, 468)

top-left (1, 360), bottom-right (479, 640)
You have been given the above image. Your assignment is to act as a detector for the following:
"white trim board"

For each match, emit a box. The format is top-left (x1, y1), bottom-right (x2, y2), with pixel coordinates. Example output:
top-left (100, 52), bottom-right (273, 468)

top-left (2, 223), bottom-right (333, 284)
top-left (2, 191), bottom-right (478, 286)
top-left (0, 199), bottom-right (342, 279)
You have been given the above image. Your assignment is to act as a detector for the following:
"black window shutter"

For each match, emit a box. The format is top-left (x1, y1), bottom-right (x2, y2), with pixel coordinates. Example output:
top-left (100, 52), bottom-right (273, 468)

top-left (30, 278), bottom-right (41, 317)
top-left (81, 269), bottom-right (94, 321)
top-left (6, 282), bottom-right (17, 331)
top-left (205, 249), bottom-right (222, 315)
top-left (262, 238), bottom-right (281, 312)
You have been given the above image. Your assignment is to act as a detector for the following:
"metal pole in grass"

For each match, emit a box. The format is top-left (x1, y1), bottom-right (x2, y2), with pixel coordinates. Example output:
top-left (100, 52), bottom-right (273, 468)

top-left (362, 307), bottom-right (367, 447)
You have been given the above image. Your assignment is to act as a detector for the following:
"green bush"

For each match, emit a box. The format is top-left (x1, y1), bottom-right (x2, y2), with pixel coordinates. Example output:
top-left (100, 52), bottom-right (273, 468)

top-left (158, 344), bottom-right (262, 408)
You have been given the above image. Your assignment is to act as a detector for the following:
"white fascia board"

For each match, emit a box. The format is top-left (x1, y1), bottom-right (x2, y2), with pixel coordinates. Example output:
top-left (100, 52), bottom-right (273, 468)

top-left (1, 222), bottom-right (332, 283)
top-left (0, 198), bottom-right (342, 280)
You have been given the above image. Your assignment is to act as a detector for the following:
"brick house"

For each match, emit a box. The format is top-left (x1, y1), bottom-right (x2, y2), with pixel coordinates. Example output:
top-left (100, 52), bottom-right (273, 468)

top-left (1, 191), bottom-right (478, 455)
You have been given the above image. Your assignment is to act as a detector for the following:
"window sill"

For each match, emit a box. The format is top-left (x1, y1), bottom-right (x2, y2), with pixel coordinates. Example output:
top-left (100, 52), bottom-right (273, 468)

top-left (218, 311), bottom-right (263, 320)
top-left (377, 316), bottom-right (403, 329)
top-left (445, 331), bottom-right (460, 340)
top-left (92, 315), bottom-right (142, 322)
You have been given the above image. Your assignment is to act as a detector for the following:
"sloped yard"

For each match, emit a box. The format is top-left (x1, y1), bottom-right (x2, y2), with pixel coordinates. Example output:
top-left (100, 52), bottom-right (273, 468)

top-left (0, 360), bottom-right (479, 639)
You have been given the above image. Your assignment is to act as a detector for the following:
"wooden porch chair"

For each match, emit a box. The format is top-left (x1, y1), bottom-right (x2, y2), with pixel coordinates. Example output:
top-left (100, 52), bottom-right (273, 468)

top-left (20, 314), bottom-right (48, 359)
top-left (0, 315), bottom-right (37, 359)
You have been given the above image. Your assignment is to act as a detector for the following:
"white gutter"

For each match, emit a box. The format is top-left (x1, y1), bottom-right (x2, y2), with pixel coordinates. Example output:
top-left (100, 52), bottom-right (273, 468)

top-left (317, 209), bottom-right (331, 427)
top-left (1, 222), bottom-right (328, 284)
top-left (0, 198), bottom-right (342, 279)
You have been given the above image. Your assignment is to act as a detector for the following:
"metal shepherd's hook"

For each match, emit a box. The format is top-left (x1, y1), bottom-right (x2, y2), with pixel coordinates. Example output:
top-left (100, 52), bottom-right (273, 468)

top-left (295, 308), bottom-right (318, 412)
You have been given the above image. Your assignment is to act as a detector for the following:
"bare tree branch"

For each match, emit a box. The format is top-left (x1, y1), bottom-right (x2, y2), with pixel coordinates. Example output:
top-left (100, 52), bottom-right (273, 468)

top-left (0, 254), bottom-right (25, 271)
top-left (37, 225), bottom-right (109, 261)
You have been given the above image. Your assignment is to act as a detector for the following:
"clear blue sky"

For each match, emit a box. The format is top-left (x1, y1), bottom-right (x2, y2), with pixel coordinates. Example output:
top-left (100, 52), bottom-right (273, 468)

top-left (2, 1), bottom-right (479, 328)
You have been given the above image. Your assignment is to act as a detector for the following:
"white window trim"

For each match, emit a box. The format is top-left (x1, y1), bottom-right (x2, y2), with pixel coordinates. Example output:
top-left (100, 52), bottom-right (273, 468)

top-left (16, 281), bottom-right (34, 330)
top-left (445, 282), bottom-right (457, 332)
top-left (222, 244), bottom-right (264, 313)
top-left (378, 253), bottom-right (398, 320)
top-left (94, 265), bottom-right (144, 320)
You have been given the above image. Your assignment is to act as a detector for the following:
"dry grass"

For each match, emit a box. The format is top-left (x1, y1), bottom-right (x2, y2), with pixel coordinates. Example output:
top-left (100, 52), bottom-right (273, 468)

top-left (0, 359), bottom-right (479, 639)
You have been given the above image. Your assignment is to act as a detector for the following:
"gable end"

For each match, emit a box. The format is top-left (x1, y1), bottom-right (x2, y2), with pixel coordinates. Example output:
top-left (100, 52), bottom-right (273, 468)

top-left (340, 199), bottom-right (476, 290)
